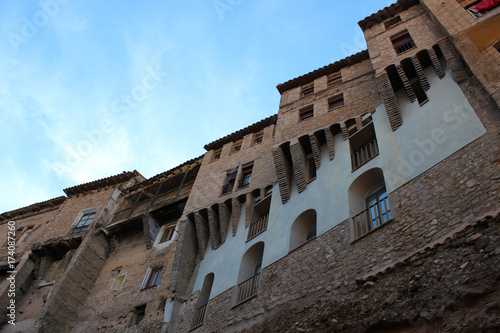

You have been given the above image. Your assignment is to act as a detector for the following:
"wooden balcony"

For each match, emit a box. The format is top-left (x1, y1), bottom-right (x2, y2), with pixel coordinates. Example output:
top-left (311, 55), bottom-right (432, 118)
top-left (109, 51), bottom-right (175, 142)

top-left (351, 139), bottom-right (379, 171)
top-left (247, 214), bottom-right (269, 241)
top-left (236, 273), bottom-right (261, 305)
top-left (352, 196), bottom-right (391, 239)
top-left (191, 304), bottom-right (207, 329)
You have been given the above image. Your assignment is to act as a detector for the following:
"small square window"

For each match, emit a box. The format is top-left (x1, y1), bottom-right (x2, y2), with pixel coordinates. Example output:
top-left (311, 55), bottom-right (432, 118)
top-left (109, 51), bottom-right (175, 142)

top-left (327, 72), bottom-right (342, 86)
top-left (300, 83), bottom-right (314, 97)
top-left (328, 95), bottom-right (344, 110)
top-left (233, 140), bottom-right (242, 152)
top-left (253, 131), bottom-right (264, 145)
top-left (143, 266), bottom-right (163, 289)
top-left (213, 148), bottom-right (222, 161)
top-left (299, 106), bottom-right (314, 121)
top-left (160, 226), bottom-right (175, 243)
top-left (391, 30), bottom-right (416, 55)
top-left (383, 16), bottom-right (402, 29)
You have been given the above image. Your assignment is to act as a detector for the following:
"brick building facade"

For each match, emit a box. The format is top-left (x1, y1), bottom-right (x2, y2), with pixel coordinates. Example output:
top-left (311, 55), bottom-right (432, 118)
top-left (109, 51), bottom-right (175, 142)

top-left (1, 0), bottom-right (499, 332)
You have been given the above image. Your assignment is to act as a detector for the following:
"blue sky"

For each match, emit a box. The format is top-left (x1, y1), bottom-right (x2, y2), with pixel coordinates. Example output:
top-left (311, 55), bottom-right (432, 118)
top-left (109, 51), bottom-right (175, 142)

top-left (0, 0), bottom-right (395, 213)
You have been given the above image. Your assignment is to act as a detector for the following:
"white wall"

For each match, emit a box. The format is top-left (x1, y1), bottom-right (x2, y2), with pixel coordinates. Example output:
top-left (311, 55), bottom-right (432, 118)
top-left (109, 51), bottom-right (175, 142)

top-left (191, 64), bottom-right (486, 299)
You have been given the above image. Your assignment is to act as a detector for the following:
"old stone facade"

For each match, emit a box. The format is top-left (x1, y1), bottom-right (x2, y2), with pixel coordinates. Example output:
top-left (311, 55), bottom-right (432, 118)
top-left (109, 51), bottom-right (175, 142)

top-left (1, 0), bottom-right (499, 332)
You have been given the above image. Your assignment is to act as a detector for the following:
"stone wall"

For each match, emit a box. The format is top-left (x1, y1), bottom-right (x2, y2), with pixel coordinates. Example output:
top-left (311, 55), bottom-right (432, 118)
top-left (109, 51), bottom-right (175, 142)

top-left (32, 228), bottom-right (110, 333)
top-left (176, 208), bottom-right (499, 332)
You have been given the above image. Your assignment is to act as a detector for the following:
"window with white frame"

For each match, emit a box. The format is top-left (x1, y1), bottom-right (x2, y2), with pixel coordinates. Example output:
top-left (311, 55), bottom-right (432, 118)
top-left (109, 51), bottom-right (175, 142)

top-left (110, 274), bottom-right (126, 293)
top-left (142, 265), bottom-right (163, 290)
top-left (71, 207), bottom-right (99, 235)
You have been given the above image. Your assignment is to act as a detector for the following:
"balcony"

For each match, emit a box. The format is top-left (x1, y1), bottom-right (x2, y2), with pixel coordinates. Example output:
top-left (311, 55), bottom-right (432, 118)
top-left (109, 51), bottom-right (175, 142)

top-left (352, 195), bottom-right (391, 239)
top-left (394, 39), bottom-right (416, 54)
top-left (247, 213), bottom-right (269, 241)
top-left (235, 272), bottom-right (261, 305)
top-left (351, 139), bottom-right (379, 171)
top-left (191, 304), bottom-right (207, 329)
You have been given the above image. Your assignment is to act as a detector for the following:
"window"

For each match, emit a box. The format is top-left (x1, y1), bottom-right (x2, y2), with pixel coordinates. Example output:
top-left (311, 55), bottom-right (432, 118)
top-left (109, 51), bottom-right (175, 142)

top-left (327, 72), bottom-right (342, 86)
top-left (328, 95), bottom-right (344, 110)
top-left (143, 266), bottom-right (163, 289)
top-left (191, 273), bottom-right (214, 329)
top-left (21, 229), bottom-right (32, 242)
top-left (300, 82), bottom-right (314, 97)
top-left (159, 225), bottom-right (175, 243)
top-left (233, 140), bottom-right (242, 153)
top-left (365, 186), bottom-right (392, 231)
top-left (306, 154), bottom-right (316, 182)
top-left (131, 305), bottom-right (146, 327)
top-left (350, 120), bottom-right (379, 171)
top-left (391, 30), bottom-right (416, 55)
top-left (235, 242), bottom-right (264, 305)
top-left (213, 148), bottom-right (222, 161)
top-left (110, 274), bottom-right (126, 292)
top-left (238, 163), bottom-right (253, 189)
top-left (247, 193), bottom-right (271, 241)
top-left (253, 131), bottom-right (264, 145)
top-left (222, 169), bottom-right (237, 194)
top-left (384, 15), bottom-right (402, 29)
top-left (71, 209), bottom-right (98, 235)
top-left (289, 209), bottom-right (317, 251)
top-left (349, 168), bottom-right (391, 239)
top-left (299, 105), bottom-right (314, 121)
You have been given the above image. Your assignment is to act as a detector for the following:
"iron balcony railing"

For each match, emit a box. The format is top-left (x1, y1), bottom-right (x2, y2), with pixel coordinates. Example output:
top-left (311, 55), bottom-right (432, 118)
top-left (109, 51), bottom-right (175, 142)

top-left (236, 272), bottom-right (261, 305)
top-left (394, 39), bottom-right (416, 54)
top-left (351, 139), bottom-right (379, 171)
top-left (191, 303), bottom-right (207, 328)
top-left (247, 214), bottom-right (269, 241)
top-left (352, 196), bottom-right (391, 239)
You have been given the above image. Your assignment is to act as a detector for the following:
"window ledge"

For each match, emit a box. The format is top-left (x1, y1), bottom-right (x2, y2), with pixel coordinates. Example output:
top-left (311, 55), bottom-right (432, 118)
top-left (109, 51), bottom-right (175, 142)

top-left (350, 218), bottom-right (394, 244)
top-left (329, 105), bottom-right (345, 111)
top-left (288, 236), bottom-right (317, 254)
top-left (140, 285), bottom-right (158, 292)
top-left (395, 46), bottom-right (417, 56)
top-left (232, 293), bottom-right (258, 308)
top-left (246, 228), bottom-right (267, 243)
top-left (351, 152), bottom-right (379, 172)
top-left (419, 99), bottom-right (429, 107)
top-left (190, 323), bottom-right (203, 331)
top-left (306, 177), bottom-right (316, 184)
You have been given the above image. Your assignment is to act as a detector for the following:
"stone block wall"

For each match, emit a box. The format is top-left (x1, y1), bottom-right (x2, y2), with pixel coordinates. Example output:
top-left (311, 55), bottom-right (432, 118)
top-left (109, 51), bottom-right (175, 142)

top-left (33, 229), bottom-right (110, 333)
